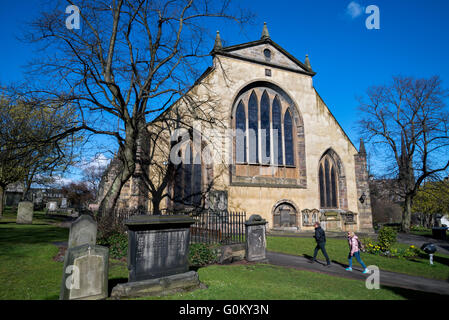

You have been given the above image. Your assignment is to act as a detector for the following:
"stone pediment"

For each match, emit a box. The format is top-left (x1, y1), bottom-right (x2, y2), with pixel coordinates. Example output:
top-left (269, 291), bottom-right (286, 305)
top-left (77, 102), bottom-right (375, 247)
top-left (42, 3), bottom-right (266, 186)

top-left (214, 39), bottom-right (315, 76)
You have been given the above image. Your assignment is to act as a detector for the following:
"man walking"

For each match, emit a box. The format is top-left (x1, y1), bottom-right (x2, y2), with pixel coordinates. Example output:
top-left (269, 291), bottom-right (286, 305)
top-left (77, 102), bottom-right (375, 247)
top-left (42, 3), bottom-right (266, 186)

top-left (311, 222), bottom-right (331, 266)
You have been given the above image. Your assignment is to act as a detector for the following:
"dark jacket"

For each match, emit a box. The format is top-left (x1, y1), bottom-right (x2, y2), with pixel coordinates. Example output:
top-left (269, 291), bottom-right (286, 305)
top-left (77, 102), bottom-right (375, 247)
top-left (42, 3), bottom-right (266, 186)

top-left (314, 226), bottom-right (326, 243)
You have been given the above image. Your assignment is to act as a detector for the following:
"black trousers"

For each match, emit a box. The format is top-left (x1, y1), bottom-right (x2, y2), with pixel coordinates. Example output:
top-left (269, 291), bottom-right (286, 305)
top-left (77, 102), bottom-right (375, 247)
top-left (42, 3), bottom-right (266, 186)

top-left (313, 241), bottom-right (330, 264)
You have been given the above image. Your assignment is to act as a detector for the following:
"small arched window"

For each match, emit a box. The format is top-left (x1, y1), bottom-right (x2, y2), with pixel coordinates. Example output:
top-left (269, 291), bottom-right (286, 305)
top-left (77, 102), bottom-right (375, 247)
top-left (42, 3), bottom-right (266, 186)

top-left (319, 153), bottom-right (339, 208)
top-left (284, 108), bottom-right (294, 166)
top-left (248, 91), bottom-right (259, 164)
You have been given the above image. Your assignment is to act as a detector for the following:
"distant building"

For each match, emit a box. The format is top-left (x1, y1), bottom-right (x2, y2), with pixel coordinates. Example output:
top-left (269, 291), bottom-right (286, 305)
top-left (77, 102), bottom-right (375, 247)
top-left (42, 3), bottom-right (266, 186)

top-left (5, 182), bottom-right (64, 208)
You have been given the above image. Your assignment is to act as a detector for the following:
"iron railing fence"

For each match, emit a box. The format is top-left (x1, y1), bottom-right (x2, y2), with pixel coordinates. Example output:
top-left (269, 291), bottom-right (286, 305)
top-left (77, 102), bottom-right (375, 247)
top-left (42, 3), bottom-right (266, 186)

top-left (189, 210), bottom-right (246, 245)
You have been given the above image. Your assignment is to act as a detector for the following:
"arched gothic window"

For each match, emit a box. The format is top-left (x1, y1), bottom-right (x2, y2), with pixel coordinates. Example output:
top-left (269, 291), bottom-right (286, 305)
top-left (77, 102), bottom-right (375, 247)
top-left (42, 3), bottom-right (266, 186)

top-left (234, 88), bottom-right (295, 166)
top-left (235, 101), bottom-right (246, 163)
top-left (272, 96), bottom-right (282, 165)
top-left (248, 91), bottom-right (259, 164)
top-left (284, 108), bottom-right (294, 166)
top-left (173, 141), bottom-right (203, 207)
top-left (319, 154), bottom-right (338, 208)
top-left (260, 91), bottom-right (270, 164)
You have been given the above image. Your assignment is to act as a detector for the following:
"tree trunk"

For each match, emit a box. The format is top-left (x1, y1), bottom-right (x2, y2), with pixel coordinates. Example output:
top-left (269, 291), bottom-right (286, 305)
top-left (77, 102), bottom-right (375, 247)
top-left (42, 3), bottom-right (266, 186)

top-left (151, 194), bottom-right (163, 215)
top-left (98, 165), bottom-right (133, 217)
top-left (0, 184), bottom-right (4, 219)
top-left (401, 195), bottom-right (412, 233)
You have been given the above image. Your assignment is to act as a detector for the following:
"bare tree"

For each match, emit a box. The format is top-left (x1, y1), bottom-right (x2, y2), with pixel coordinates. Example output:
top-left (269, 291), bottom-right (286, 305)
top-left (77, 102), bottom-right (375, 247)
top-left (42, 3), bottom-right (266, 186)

top-left (0, 95), bottom-right (78, 216)
top-left (22, 0), bottom-right (251, 216)
top-left (358, 75), bottom-right (449, 232)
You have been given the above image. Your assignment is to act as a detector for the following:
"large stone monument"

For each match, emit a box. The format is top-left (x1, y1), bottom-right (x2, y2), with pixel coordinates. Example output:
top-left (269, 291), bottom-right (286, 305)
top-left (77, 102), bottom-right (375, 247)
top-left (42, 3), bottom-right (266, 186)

top-left (245, 214), bottom-right (268, 262)
top-left (111, 215), bottom-right (200, 298)
top-left (68, 215), bottom-right (97, 248)
top-left (16, 201), bottom-right (34, 224)
top-left (60, 244), bottom-right (109, 300)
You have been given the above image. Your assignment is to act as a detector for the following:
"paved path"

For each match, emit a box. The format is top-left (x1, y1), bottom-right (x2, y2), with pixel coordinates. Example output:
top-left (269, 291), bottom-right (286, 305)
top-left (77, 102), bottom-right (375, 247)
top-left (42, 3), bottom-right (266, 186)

top-left (397, 233), bottom-right (449, 256)
top-left (266, 250), bottom-right (449, 296)
top-left (268, 231), bottom-right (449, 256)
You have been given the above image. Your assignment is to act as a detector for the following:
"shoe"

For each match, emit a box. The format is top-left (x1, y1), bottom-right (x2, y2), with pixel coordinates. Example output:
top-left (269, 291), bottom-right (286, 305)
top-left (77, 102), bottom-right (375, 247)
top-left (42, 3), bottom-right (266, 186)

top-left (345, 267), bottom-right (353, 271)
top-left (362, 268), bottom-right (370, 274)
top-left (326, 262), bottom-right (331, 267)
top-left (310, 259), bottom-right (317, 264)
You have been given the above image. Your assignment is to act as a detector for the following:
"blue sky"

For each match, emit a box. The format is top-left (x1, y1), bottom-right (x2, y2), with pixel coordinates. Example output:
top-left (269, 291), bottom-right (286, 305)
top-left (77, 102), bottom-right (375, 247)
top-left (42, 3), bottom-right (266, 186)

top-left (1, 0), bottom-right (449, 180)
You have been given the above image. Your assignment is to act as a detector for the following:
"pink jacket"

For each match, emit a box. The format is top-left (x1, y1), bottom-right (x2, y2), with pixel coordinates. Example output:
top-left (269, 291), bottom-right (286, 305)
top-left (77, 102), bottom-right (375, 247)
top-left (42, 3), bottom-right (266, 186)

top-left (348, 235), bottom-right (359, 256)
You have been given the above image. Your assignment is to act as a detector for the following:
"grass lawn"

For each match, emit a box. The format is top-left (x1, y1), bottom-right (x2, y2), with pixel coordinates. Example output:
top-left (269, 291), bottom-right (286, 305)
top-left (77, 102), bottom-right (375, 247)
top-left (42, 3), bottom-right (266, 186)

top-left (267, 236), bottom-right (449, 281)
top-left (1, 207), bottom-right (447, 300)
top-left (139, 264), bottom-right (446, 300)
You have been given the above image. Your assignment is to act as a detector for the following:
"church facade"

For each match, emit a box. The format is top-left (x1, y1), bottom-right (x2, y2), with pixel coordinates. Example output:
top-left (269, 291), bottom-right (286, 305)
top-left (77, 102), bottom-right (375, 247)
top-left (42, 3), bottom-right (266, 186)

top-left (104, 24), bottom-right (373, 233)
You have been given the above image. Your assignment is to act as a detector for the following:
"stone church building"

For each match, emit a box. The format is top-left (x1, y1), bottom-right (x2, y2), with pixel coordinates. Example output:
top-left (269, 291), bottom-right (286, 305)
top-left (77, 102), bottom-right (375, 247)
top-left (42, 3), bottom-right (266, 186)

top-left (101, 24), bottom-right (373, 233)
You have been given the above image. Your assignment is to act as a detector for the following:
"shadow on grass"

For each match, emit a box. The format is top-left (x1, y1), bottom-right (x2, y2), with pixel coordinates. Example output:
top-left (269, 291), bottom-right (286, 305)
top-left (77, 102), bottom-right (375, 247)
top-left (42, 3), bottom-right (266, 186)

top-left (383, 285), bottom-right (449, 300)
top-left (0, 225), bottom-right (69, 245)
top-left (417, 252), bottom-right (449, 267)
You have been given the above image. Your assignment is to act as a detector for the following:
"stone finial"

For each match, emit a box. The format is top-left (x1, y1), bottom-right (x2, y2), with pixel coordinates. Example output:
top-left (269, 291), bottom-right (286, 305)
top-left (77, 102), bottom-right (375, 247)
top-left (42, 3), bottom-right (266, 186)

top-left (359, 138), bottom-right (367, 155)
top-left (304, 54), bottom-right (312, 70)
top-left (213, 30), bottom-right (223, 51)
top-left (261, 22), bottom-right (270, 39)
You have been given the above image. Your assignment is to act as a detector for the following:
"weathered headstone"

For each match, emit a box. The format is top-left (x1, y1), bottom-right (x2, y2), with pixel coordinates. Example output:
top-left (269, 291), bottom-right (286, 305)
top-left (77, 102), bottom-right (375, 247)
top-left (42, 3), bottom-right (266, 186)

top-left (111, 215), bottom-right (200, 298)
top-left (245, 214), bottom-right (268, 262)
top-left (207, 190), bottom-right (228, 211)
top-left (60, 244), bottom-right (109, 300)
top-left (47, 201), bottom-right (58, 212)
top-left (126, 215), bottom-right (194, 281)
top-left (16, 201), bottom-right (34, 224)
top-left (60, 198), bottom-right (68, 209)
top-left (68, 215), bottom-right (97, 248)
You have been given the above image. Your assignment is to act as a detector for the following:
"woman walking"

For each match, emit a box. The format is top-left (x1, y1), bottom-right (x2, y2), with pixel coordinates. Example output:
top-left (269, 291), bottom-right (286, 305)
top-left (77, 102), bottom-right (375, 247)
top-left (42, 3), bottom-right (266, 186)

top-left (345, 232), bottom-right (369, 274)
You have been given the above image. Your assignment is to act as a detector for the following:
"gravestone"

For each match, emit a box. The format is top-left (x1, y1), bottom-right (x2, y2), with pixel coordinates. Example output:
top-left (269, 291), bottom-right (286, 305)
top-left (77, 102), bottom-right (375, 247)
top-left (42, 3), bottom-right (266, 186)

top-left (245, 214), bottom-right (268, 262)
top-left (126, 215), bottom-right (195, 281)
top-left (60, 244), bottom-right (109, 300)
top-left (60, 198), bottom-right (68, 209)
top-left (47, 201), bottom-right (58, 212)
top-left (16, 201), bottom-right (34, 224)
top-left (68, 215), bottom-right (97, 248)
top-left (207, 190), bottom-right (228, 211)
top-left (111, 215), bottom-right (200, 298)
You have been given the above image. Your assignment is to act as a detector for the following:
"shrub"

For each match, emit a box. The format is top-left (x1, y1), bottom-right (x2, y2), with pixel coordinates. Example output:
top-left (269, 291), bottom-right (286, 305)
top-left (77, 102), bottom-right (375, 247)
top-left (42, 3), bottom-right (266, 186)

top-left (97, 232), bottom-right (128, 260)
top-left (377, 226), bottom-right (397, 251)
top-left (188, 243), bottom-right (219, 267)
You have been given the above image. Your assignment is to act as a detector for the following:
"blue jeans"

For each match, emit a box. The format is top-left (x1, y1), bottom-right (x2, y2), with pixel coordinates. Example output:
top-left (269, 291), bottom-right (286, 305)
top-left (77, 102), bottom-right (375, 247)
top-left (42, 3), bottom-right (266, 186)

top-left (348, 251), bottom-right (366, 269)
top-left (313, 241), bottom-right (330, 264)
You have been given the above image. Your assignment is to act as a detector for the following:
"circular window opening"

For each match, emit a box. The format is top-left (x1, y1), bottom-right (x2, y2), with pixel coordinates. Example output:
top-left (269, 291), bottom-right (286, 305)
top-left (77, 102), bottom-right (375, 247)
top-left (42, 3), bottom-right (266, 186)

top-left (263, 49), bottom-right (271, 61)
